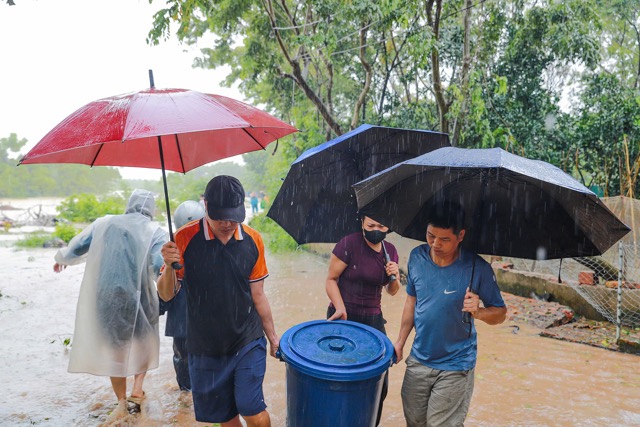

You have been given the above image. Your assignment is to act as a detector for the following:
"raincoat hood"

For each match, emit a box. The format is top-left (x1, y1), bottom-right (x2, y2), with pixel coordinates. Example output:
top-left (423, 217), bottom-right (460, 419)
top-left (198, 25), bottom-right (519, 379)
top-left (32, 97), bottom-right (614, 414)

top-left (125, 189), bottom-right (155, 219)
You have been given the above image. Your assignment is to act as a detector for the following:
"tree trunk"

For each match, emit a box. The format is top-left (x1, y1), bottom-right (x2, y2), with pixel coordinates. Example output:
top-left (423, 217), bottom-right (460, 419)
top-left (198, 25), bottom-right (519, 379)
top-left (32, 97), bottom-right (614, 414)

top-left (266, 0), bottom-right (343, 136)
top-left (451, 0), bottom-right (473, 147)
top-left (426, 0), bottom-right (449, 134)
top-left (351, 23), bottom-right (373, 130)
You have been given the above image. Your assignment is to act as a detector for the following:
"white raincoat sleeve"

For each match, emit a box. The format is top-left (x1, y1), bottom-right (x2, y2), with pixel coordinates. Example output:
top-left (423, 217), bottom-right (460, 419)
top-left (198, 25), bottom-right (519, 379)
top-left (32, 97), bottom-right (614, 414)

top-left (54, 219), bottom-right (101, 266)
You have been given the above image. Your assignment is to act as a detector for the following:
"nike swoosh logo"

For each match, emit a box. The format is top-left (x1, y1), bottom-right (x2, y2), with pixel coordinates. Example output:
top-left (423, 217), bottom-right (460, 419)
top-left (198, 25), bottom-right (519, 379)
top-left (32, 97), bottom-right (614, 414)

top-left (444, 290), bottom-right (457, 294)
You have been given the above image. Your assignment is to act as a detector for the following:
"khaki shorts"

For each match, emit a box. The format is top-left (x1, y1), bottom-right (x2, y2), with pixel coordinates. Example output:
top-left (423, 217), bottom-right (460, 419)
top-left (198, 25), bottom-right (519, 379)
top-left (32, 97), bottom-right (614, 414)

top-left (401, 355), bottom-right (475, 427)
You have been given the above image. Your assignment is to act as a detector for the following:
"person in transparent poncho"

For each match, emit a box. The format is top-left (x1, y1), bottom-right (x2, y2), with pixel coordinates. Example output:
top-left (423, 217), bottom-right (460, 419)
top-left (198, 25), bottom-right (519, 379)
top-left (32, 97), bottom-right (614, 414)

top-left (53, 189), bottom-right (168, 417)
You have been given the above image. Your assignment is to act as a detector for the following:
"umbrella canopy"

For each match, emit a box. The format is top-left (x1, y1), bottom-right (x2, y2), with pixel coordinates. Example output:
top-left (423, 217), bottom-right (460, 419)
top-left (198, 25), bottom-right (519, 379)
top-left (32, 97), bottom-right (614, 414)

top-left (353, 146), bottom-right (631, 260)
top-left (266, 124), bottom-right (450, 244)
top-left (18, 88), bottom-right (297, 172)
top-left (18, 74), bottom-right (298, 251)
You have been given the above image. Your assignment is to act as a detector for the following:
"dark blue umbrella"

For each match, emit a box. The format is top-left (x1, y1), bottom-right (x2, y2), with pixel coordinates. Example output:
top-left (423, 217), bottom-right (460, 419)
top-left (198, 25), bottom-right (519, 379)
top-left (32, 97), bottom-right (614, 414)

top-left (353, 146), bottom-right (630, 260)
top-left (267, 124), bottom-right (450, 244)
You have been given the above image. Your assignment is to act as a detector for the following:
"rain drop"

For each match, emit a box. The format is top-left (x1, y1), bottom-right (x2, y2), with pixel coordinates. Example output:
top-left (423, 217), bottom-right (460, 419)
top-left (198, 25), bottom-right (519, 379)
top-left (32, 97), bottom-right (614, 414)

top-left (536, 246), bottom-right (547, 260)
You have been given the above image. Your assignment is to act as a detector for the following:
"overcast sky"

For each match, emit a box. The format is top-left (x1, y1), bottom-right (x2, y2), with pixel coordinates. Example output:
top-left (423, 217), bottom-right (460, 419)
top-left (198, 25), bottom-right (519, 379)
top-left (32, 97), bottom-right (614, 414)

top-left (0, 0), bottom-right (242, 179)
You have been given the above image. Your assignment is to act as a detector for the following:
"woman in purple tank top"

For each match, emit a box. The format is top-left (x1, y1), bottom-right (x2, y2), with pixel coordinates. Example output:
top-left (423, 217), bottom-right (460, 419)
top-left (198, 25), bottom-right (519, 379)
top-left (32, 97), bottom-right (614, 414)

top-left (325, 215), bottom-right (401, 426)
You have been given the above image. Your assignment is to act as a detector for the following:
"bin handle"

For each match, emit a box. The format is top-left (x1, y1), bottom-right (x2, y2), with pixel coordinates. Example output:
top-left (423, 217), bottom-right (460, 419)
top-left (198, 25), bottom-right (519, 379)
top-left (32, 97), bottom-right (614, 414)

top-left (275, 348), bottom-right (283, 361)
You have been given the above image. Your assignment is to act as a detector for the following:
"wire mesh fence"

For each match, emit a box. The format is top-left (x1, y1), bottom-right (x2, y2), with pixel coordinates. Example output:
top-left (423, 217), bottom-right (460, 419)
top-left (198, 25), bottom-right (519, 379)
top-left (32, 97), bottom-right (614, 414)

top-left (617, 243), bottom-right (640, 328)
top-left (506, 243), bottom-right (640, 335)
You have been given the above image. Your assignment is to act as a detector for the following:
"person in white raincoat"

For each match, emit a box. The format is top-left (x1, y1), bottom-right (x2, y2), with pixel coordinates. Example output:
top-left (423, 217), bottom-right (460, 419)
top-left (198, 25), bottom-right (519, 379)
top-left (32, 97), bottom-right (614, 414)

top-left (53, 189), bottom-right (167, 418)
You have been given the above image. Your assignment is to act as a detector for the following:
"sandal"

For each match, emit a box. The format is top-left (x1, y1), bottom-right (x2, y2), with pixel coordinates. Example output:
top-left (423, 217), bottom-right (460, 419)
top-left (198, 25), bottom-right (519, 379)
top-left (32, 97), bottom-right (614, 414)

top-left (126, 392), bottom-right (145, 414)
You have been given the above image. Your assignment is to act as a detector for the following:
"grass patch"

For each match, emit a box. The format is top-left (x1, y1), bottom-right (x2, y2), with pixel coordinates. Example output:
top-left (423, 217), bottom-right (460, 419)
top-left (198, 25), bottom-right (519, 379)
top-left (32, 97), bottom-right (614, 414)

top-left (15, 232), bottom-right (51, 248)
top-left (14, 223), bottom-right (80, 248)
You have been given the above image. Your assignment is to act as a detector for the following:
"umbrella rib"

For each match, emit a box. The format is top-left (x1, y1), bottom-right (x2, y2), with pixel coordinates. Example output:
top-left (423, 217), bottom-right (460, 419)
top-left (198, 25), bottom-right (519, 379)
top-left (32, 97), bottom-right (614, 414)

top-left (90, 144), bottom-right (104, 167)
top-left (242, 127), bottom-right (267, 150)
top-left (174, 134), bottom-right (186, 173)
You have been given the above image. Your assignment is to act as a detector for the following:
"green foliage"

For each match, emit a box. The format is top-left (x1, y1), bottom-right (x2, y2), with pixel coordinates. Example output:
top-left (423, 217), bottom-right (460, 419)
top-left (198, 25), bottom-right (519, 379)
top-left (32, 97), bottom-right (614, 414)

top-left (149, 0), bottom-right (441, 137)
top-left (131, 0), bottom-right (640, 242)
top-left (0, 133), bottom-right (123, 197)
top-left (15, 232), bottom-right (50, 248)
top-left (57, 193), bottom-right (126, 223)
top-left (14, 220), bottom-right (79, 248)
top-left (596, 0), bottom-right (640, 88)
top-left (164, 161), bottom-right (249, 209)
top-left (469, 0), bottom-right (602, 162)
top-left (571, 72), bottom-right (640, 195)
top-left (53, 223), bottom-right (80, 243)
top-left (248, 213), bottom-right (298, 252)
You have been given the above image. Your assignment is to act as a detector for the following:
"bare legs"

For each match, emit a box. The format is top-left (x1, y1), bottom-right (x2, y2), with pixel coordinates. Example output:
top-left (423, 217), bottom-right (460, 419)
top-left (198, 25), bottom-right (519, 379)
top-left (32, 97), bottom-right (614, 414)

top-left (130, 372), bottom-right (146, 399)
top-left (221, 415), bottom-right (243, 427)
top-left (109, 377), bottom-right (127, 401)
top-left (245, 410), bottom-right (271, 427)
top-left (220, 411), bottom-right (271, 427)
top-left (109, 372), bottom-right (146, 400)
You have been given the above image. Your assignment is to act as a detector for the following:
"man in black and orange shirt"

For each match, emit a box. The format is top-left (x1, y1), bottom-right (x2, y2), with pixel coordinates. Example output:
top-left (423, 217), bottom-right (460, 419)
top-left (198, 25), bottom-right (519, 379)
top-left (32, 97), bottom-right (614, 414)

top-left (158, 175), bottom-right (279, 427)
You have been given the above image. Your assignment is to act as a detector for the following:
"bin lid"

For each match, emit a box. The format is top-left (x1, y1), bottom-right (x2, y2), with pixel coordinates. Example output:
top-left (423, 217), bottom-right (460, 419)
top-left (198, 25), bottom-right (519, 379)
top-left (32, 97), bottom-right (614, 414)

top-left (278, 320), bottom-right (394, 381)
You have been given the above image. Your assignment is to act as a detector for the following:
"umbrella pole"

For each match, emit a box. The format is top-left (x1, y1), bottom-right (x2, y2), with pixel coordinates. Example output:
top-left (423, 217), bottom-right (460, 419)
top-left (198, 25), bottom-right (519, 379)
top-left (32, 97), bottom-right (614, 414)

top-left (465, 172), bottom-right (488, 336)
top-left (158, 136), bottom-right (183, 270)
top-left (382, 241), bottom-right (397, 282)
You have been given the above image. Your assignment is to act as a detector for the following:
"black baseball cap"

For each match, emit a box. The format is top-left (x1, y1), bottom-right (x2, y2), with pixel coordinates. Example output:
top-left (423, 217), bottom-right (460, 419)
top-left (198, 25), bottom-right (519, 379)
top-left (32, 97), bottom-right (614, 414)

top-left (204, 175), bottom-right (246, 223)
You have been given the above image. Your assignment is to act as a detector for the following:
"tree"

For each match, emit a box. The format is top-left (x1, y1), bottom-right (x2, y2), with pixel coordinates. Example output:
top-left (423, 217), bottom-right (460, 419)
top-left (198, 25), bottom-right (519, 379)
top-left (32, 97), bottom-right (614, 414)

top-left (572, 73), bottom-right (640, 196)
top-left (464, 1), bottom-right (601, 162)
top-left (146, 0), bottom-right (640, 200)
top-left (0, 133), bottom-right (123, 197)
top-left (148, 0), bottom-right (447, 139)
top-left (597, 0), bottom-right (640, 89)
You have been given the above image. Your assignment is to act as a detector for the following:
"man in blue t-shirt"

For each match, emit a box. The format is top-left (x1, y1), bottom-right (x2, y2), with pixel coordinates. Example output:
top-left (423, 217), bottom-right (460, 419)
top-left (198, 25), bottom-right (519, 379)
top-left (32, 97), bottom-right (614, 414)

top-left (394, 201), bottom-right (507, 427)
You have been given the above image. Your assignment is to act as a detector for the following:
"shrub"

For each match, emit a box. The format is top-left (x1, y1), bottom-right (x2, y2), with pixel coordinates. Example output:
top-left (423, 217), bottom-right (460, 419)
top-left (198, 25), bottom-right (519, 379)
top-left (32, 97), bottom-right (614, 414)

top-left (248, 213), bottom-right (298, 252)
top-left (53, 223), bottom-right (79, 243)
top-left (57, 193), bottom-right (126, 223)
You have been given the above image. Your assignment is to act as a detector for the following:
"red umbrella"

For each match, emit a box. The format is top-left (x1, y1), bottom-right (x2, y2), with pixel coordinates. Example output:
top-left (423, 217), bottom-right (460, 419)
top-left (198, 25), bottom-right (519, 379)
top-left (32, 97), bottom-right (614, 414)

top-left (19, 79), bottom-right (297, 172)
top-left (19, 71), bottom-right (298, 266)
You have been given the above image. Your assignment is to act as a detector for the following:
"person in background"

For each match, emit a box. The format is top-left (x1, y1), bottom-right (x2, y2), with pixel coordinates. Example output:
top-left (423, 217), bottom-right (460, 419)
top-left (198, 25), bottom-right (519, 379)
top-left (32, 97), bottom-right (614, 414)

top-left (394, 201), bottom-right (507, 427)
top-left (53, 189), bottom-right (168, 422)
top-left (325, 214), bottom-right (401, 426)
top-left (157, 175), bottom-right (279, 427)
top-left (250, 192), bottom-right (259, 214)
top-left (259, 191), bottom-right (269, 211)
top-left (159, 200), bottom-right (206, 391)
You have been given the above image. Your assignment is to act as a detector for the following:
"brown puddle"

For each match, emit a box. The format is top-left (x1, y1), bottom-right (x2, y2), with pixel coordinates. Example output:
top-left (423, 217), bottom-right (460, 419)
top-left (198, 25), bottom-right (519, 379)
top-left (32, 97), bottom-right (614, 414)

top-left (1, 246), bottom-right (639, 426)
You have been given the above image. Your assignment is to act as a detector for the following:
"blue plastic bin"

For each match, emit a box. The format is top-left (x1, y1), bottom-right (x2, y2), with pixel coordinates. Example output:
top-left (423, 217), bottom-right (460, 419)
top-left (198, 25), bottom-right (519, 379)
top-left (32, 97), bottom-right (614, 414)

top-left (278, 320), bottom-right (395, 427)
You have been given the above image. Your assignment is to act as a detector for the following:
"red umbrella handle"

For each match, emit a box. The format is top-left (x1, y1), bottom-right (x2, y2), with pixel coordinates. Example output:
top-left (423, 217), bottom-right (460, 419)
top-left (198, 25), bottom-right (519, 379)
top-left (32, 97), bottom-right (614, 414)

top-left (157, 134), bottom-right (183, 270)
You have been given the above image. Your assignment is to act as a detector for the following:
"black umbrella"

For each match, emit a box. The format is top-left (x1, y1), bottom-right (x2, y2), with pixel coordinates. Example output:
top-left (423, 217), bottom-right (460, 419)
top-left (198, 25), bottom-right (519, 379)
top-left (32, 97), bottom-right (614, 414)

top-left (267, 123), bottom-right (450, 244)
top-left (353, 146), bottom-right (631, 260)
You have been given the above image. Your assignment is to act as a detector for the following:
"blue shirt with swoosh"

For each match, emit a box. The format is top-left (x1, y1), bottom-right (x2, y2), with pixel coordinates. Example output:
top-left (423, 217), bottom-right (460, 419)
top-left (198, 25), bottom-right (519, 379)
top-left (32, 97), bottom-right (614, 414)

top-left (406, 244), bottom-right (505, 371)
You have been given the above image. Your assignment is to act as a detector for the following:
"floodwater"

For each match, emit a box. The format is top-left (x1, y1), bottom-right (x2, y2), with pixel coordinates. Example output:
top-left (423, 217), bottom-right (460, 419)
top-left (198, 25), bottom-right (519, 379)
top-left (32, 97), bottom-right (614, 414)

top-left (1, 243), bottom-right (639, 426)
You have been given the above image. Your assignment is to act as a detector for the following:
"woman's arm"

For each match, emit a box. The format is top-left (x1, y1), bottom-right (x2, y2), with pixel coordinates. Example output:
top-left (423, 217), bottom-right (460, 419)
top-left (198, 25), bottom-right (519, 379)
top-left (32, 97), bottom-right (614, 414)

top-left (384, 260), bottom-right (400, 296)
top-left (325, 253), bottom-right (349, 320)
